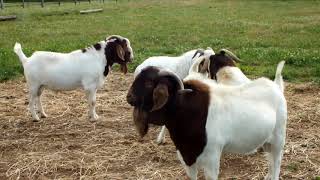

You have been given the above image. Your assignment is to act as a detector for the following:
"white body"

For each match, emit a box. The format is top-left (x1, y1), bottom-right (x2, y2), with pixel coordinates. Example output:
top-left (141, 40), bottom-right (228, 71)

top-left (134, 49), bottom-right (214, 79)
top-left (134, 48), bottom-right (215, 144)
top-left (21, 47), bottom-right (106, 90)
top-left (14, 42), bottom-right (107, 121)
top-left (178, 61), bottom-right (287, 180)
top-left (216, 66), bottom-right (251, 85)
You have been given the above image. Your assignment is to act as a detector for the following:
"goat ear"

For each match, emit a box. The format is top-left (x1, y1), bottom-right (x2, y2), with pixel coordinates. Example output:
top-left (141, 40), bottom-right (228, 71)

top-left (198, 58), bottom-right (210, 74)
top-left (150, 83), bottom-right (169, 112)
top-left (133, 107), bottom-right (149, 137)
top-left (116, 44), bottom-right (125, 61)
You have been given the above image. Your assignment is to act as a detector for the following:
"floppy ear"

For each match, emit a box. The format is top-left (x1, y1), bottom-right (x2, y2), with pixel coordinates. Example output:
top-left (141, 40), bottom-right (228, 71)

top-left (116, 44), bottom-right (125, 61)
top-left (150, 83), bottom-right (169, 112)
top-left (198, 58), bottom-right (210, 74)
top-left (133, 107), bottom-right (149, 137)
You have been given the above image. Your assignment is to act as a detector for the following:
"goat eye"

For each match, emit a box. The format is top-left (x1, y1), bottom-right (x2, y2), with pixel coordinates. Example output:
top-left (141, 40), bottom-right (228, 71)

top-left (145, 81), bottom-right (154, 88)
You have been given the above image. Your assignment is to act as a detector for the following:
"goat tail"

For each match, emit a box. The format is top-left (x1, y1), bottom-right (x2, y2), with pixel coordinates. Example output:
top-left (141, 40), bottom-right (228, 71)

top-left (274, 61), bottom-right (285, 93)
top-left (13, 42), bottom-right (28, 66)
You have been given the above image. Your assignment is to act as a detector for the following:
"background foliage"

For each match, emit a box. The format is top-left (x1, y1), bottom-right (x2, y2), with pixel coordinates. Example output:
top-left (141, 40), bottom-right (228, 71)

top-left (0, 0), bottom-right (320, 82)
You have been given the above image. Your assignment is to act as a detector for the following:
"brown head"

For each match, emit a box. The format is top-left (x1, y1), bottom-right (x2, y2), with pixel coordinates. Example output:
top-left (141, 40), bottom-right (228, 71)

top-left (126, 66), bottom-right (183, 137)
top-left (104, 35), bottom-right (134, 76)
top-left (208, 49), bottom-right (241, 79)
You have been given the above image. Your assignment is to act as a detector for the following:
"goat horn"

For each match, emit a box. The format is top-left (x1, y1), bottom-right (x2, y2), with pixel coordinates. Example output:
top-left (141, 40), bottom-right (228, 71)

top-left (220, 49), bottom-right (242, 62)
top-left (192, 49), bottom-right (205, 59)
top-left (158, 69), bottom-right (184, 90)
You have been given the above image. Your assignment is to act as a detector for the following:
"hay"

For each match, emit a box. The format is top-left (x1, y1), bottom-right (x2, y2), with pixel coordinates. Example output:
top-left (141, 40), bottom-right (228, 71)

top-left (0, 73), bottom-right (319, 179)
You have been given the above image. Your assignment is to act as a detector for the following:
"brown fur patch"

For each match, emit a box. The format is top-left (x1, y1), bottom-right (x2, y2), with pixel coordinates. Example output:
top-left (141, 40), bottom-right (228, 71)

top-left (167, 79), bottom-right (210, 166)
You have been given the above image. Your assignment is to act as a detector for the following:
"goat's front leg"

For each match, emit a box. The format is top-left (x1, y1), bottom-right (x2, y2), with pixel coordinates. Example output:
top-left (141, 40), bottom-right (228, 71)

top-left (185, 164), bottom-right (198, 180)
top-left (177, 151), bottom-right (198, 180)
top-left (156, 126), bottom-right (166, 144)
top-left (86, 89), bottom-right (98, 121)
top-left (203, 148), bottom-right (222, 180)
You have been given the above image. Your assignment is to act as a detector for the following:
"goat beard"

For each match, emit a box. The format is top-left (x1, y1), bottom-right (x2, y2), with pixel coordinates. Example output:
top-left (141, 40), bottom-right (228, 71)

top-left (133, 107), bottom-right (149, 137)
top-left (120, 64), bottom-right (128, 74)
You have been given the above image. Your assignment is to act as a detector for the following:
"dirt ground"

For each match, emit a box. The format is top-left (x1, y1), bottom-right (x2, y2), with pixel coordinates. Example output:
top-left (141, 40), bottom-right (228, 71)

top-left (0, 72), bottom-right (319, 180)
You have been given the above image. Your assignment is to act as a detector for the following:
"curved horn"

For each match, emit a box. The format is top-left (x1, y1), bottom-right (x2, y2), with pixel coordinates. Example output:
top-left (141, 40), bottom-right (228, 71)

top-left (191, 49), bottom-right (205, 59)
top-left (220, 49), bottom-right (242, 62)
top-left (158, 69), bottom-right (184, 90)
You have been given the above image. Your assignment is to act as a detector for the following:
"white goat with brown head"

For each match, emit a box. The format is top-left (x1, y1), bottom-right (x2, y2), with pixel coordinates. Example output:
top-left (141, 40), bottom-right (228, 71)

top-left (14, 35), bottom-right (133, 122)
top-left (127, 60), bottom-right (287, 179)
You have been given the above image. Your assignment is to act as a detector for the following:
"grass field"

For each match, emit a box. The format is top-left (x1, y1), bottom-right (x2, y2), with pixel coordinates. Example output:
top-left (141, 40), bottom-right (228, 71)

top-left (0, 0), bottom-right (320, 83)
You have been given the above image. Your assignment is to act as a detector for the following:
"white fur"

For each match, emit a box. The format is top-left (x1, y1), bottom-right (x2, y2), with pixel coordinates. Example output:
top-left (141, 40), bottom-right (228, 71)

top-left (134, 48), bottom-right (215, 144)
top-left (13, 37), bottom-right (133, 122)
top-left (177, 61), bottom-right (287, 180)
top-left (216, 66), bottom-right (251, 85)
top-left (134, 48), bottom-right (215, 79)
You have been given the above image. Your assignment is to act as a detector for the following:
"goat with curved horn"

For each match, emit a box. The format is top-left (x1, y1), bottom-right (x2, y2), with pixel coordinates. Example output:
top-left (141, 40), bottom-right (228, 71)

top-left (220, 49), bottom-right (242, 62)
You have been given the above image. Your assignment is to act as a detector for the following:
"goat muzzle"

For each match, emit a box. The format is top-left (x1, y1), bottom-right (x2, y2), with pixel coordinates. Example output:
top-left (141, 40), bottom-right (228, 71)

top-left (126, 90), bottom-right (137, 106)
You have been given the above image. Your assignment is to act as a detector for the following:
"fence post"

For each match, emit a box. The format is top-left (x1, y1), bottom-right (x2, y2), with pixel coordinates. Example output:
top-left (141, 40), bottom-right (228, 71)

top-left (58, 0), bottom-right (60, 6)
top-left (41, 0), bottom-right (44, 7)
top-left (22, 0), bottom-right (25, 8)
top-left (0, 0), bottom-right (4, 9)
top-left (74, 0), bottom-right (76, 5)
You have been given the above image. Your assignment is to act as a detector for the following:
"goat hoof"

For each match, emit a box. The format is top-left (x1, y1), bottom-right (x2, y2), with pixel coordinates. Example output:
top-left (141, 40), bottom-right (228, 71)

top-left (32, 118), bottom-right (40, 122)
top-left (89, 118), bottom-right (97, 122)
top-left (89, 115), bottom-right (99, 122)
top-left (156, 139), bottom-right (165, 145)
top-left (40, 113), bottom-right (47, 118)
top-left (264, 175), bottom-right (272, 180)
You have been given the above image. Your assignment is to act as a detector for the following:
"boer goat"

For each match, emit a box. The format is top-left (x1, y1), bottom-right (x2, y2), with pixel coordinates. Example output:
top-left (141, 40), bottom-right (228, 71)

top-left (127, 63), bottom-right (287, 180)
top-left (197, 49), bottom-right (285, 92)
top-left (14, 35), bottom-right (133, 122)
top-left (134, 48), bottom-right (215, 144)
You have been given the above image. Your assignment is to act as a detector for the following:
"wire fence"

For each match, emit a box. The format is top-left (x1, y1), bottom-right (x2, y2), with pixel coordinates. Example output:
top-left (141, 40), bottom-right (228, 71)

top-left (0, 0), bottom-right (116, 9)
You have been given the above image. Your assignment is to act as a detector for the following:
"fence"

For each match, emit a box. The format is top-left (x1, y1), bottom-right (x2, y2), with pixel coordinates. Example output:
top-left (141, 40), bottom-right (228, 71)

top-left (0, 0), bottom-right (116, 9)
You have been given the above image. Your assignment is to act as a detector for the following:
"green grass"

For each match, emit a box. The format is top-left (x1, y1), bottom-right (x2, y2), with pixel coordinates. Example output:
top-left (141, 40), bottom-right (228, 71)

top-left (1, 0), bottom-right (320, 83)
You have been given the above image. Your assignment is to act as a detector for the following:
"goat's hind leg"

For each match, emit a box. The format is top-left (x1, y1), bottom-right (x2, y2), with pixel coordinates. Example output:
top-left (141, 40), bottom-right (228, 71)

top-left (28, 86), bottom-right (41, 121)
top-left (36, 85), bottom-right (47, 118)
top-left (263, 135), bottom-right (285, 180)
top-left (265, 107), bottom-right (287, 180)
